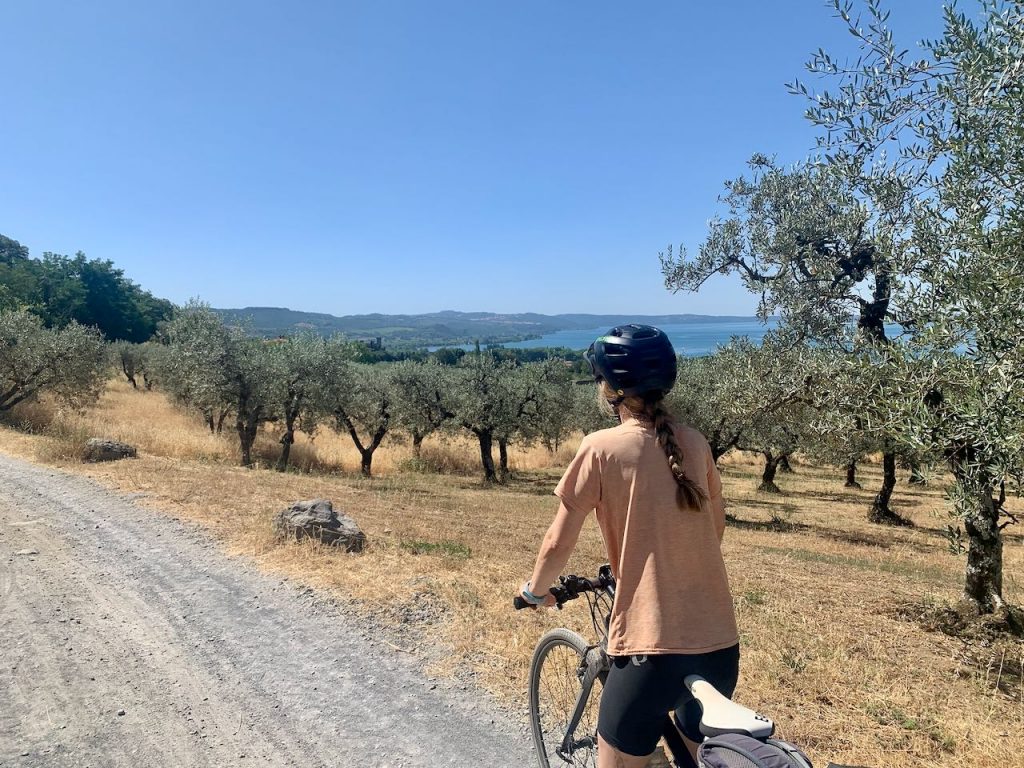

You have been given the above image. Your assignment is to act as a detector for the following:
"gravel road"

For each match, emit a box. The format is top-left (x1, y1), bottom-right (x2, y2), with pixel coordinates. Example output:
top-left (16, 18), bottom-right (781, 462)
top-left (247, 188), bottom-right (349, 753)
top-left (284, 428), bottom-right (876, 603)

top-left (0, 454), bottom-right (535, 767)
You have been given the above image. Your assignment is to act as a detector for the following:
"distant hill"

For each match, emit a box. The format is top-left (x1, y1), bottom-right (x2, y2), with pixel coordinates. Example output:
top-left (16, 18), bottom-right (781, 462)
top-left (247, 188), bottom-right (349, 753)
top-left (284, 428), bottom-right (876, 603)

top-left (213, 307), bottom-right (760, 348)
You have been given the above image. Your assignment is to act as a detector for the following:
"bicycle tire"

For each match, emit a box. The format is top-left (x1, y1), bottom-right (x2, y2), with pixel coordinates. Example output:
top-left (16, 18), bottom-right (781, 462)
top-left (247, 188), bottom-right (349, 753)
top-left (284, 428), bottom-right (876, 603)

top-left (528, 628), bottom-right (604, 768)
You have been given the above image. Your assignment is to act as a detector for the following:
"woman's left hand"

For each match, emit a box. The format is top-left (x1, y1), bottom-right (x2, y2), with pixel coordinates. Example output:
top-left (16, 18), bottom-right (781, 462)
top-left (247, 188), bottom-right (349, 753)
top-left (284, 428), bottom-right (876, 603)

top-left (519, 583), bottom-right (557, 609)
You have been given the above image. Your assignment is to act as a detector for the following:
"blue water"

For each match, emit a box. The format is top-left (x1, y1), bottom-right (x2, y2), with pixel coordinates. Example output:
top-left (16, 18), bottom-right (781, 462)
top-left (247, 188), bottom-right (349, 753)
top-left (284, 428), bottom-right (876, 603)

top-left (432, 318), bottom-right (777, 356)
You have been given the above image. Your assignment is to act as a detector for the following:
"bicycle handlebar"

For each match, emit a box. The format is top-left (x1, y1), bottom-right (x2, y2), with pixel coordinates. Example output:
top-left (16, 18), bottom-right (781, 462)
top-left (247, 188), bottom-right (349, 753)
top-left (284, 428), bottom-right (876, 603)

top-left (513, 567), bottom-right (614, 610)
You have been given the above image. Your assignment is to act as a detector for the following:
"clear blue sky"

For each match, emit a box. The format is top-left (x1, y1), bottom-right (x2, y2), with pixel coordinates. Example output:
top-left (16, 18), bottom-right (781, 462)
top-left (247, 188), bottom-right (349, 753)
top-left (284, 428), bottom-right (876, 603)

top-left (1, 1), bottom-right (945, 316)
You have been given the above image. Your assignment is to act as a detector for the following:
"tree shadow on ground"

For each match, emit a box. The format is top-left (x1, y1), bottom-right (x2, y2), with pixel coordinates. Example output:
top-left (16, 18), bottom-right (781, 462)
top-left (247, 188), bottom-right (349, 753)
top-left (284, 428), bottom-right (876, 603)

top-left (781, 486), bottom-right (928, 509)
top-left (725, 513), bottom-right (809, 534)
top-left (461, 470), bottom-right (560, 496)
top-left (892, 599), bottom-right (1024, 697)
top-left (726, 513), bottom-right (941, 554)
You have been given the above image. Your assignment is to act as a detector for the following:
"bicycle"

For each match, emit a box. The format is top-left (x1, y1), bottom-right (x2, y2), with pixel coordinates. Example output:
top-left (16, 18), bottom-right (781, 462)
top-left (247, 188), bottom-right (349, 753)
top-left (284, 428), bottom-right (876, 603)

top-left (514, 566), bottom-right (846, 768)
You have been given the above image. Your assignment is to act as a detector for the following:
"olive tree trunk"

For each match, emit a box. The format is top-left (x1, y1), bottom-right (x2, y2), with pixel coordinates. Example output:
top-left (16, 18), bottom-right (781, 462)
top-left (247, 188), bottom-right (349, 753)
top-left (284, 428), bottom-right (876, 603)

top-left (276, 407), bottom-right (299, 472)
top-left (962, 484), bottom-right (1003, 613)
top-left (758, 452), bottom-right (782, 494)
top-left (121, 361), bottom-right (138, 389)
top-left (498, 437), bottom-right (510, 482)
top-left (338, 412), bottom-right (388, 478)
top-left (869, 451), bottom-right (908, 525)
top-left (474, 428), bottom-right (497, 483)
top-left (844, 460), bottom-right (861, 489)
top-left (237, 411), bottom-right (261, 468)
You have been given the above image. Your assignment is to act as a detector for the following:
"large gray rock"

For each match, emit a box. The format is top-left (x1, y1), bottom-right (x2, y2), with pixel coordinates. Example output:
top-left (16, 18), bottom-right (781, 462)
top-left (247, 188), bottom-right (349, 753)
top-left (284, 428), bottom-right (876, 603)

top-left (273, 499), bottom-right (366, 552)
top-left (82, 438), bottom-right (137, 463)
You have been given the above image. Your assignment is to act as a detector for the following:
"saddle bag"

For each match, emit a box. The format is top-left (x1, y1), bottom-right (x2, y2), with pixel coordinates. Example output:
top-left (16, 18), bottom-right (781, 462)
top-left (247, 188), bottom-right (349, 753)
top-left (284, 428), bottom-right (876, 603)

top-left (698, 733), bottom-right (813, 768)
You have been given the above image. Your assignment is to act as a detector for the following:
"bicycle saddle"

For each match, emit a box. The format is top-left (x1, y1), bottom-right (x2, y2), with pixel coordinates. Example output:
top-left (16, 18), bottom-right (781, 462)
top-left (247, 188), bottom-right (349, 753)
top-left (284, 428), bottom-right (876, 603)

top-left (684, 675), bottom-right (775, 739)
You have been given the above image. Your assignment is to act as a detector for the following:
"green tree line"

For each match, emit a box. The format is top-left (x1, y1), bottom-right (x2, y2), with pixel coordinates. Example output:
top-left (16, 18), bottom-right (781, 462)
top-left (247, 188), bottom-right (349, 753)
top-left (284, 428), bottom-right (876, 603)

top-left (0, 234), bottom-right (174, 343)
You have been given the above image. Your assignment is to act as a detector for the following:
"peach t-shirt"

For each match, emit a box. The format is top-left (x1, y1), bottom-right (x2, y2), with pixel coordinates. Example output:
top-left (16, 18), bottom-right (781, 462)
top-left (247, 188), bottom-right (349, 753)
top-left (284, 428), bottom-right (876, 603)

top-left (554, 415), bottom-right (738, 656)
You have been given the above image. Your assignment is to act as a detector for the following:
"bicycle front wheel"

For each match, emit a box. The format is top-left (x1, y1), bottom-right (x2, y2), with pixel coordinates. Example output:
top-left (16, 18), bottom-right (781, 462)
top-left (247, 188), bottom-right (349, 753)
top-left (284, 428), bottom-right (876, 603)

top-left (528, 628), bottom-right (604, 768)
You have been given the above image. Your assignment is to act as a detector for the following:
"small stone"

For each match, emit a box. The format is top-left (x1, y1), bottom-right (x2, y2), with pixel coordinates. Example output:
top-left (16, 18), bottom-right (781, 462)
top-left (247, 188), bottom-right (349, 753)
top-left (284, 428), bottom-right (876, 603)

top-left (117, 709), bottom-right (126, 716)
top-left (14, 549), bottom-right (39, 556)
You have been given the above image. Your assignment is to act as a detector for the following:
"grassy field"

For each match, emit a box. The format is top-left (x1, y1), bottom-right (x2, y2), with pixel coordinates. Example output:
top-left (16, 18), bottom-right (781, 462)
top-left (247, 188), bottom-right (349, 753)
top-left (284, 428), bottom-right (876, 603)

top-left (3, 379), bottom-right (1023, 768)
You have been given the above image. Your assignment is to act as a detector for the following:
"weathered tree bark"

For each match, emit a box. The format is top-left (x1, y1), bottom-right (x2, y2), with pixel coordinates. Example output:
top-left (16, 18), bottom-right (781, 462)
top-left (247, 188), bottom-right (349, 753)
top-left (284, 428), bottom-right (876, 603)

top-left (779, 454), bottom-right (794, 474)
top-left (758, 452), bottom-right (782, 494)
top-left (237, 412), bottom-right (260, 468)
top-left (844, 460), bottom-right (862, 489)
top-left (411, 431), bottom-right (424, 459)
top-left (276, 395), bottom-right (302, 472)
top-left (276, 412), bottom-right (298, 472)
top-left (473, 428), bottom-right (497, 482)
top-left (498, 438), bottom-right (510, 482)
top-left (869, 451), bottom-right (908, 525)
top-left (142, 371), bottom-right (154, 391)
top-left (277, 429), bottom-right (294, 472)
top-left (207, 409), bottom-right (230, 433)
top-left (962, 483), bottom-right (1003, 613)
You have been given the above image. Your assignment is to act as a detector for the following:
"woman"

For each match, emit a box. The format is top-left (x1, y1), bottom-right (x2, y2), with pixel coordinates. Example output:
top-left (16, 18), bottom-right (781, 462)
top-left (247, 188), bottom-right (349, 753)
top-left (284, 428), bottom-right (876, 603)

top-left (520, 324), bottom-right (739, 768)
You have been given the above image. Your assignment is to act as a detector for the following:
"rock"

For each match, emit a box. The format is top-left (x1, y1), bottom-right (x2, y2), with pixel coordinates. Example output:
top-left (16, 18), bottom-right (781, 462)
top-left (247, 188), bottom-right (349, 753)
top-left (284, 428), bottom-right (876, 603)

top-left (273, 500), bottom-right (366, 552)
top-left (14, 549), bottom-right (39, 556)
top-left (82, 439), bottom-right (137, 463)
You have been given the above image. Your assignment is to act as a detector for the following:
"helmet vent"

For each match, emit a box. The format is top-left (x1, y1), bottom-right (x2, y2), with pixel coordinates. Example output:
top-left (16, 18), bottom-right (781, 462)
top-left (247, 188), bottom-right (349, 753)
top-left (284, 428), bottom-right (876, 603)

top-left (603, 343), bottom-right (629, 358)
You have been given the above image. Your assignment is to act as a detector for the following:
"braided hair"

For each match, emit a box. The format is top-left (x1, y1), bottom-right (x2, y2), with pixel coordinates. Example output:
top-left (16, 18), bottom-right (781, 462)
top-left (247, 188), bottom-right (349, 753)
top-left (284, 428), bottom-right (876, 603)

top-left (599, 382), bottom-right (707, 511)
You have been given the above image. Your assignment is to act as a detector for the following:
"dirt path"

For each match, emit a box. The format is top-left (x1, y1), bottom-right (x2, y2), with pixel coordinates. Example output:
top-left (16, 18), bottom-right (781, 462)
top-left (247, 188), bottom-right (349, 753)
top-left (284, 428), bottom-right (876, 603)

top-left (0, 454), bottom-right (534, 767)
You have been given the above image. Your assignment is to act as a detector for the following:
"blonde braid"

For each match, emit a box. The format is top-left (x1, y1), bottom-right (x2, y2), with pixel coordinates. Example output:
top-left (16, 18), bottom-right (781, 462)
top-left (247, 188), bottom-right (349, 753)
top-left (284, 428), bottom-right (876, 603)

top-left (599, 383), bottom-right (707, 511)
top-left (646, 396), bottom-right (707, 511)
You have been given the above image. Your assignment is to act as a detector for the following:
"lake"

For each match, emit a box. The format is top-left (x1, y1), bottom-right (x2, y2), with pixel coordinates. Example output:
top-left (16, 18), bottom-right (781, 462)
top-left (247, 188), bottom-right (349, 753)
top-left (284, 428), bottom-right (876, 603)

top-left (432, 318), bottom-right (777, 356)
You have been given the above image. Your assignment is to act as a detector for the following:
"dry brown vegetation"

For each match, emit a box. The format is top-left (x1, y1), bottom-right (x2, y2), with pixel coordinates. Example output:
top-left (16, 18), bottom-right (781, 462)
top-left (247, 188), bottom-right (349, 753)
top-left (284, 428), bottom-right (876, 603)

top-left (3, 379), bottom-right (1023, 768)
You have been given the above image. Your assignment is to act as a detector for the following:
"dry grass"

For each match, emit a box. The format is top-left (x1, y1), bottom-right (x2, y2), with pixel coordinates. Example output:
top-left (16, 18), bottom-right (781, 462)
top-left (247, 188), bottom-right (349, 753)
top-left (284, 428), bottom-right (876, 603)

top-left (3, 380), bottom-right (1023, 768)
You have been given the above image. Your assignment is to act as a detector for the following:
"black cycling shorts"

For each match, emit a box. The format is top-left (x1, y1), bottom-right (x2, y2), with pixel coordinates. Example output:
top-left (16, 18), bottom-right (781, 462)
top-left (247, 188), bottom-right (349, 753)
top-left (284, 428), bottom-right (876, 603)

top-left (596, 644), bottom-right (740, 757)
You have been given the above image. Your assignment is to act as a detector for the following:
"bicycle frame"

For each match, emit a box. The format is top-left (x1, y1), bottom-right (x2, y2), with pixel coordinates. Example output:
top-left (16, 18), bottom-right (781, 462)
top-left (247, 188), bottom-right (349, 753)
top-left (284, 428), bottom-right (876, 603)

top-left (558, 642), bottom-right (692, 768)
top-left (558, 644), bottom-right (608, 759)
top-left (525, 568), bottom-right (832, 768)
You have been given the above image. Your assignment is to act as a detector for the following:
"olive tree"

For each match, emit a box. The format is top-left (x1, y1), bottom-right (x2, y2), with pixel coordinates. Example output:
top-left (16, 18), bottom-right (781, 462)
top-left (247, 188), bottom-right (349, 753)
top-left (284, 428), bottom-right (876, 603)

top-left (493, 359), bottom-right (563, 479)
top-left (569, 382), bottom-right (614, 436)
top-left (669, 348), bottom-right (753, 462)
top-left (802, 406), bottom-right (880, 490)
top-left (159, 304), bottom-right (234, 432)
top-left (162, 304), bottom-right (283, 466)
top-left (745, 0), bottom-right (1021, 611)
top-left (324, 360), bottom-right (395, 478)
top-left (111, 340), bottom-right (152, 389)
top-left (388, 359), bottom-right (456, 458)
top-left (138, 341), bottom-right (163, 391)
top-left (669, 339), bottom-right (812, 467)
top-left (269, 334), bottom-right (332, 472)
top-left (721, 338), bottom-right (815, 493)
top-left (0, 310), bottom-right (106, 412)
top-left (662, 156), bottom-right (916, 523)
top-left (533, 360), bottom-right (580, 453)
top-left (450, 350), bottom-right (514, 482)
top-left (739, 408), bottom-right (810, 494)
